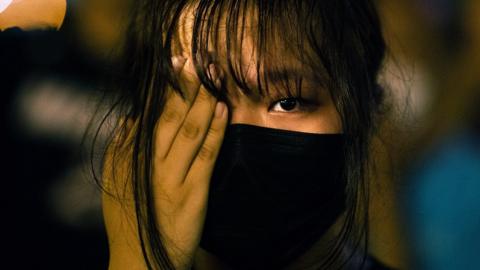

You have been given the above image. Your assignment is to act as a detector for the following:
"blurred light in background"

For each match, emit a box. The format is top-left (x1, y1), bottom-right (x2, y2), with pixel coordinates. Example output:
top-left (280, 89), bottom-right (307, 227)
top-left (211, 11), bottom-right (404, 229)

top-left (0, 0), bottom-right (13, 13)
top-left (403, 132), bottom-right (480, 270)
top-left (1, 0), bottom-right (127, 268)
top-left (2, 0), bottom-right (479, 269)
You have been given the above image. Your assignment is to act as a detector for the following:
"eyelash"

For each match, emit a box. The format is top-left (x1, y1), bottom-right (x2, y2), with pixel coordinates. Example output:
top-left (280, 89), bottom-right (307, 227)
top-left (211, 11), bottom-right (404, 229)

top-left (268, 96), bottom-right (315, 113)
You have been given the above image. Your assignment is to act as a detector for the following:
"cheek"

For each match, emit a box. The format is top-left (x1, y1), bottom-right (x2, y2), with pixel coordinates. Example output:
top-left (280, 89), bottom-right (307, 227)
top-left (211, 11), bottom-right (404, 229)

top-left (266, 106), bottom-right (342, 134)
top-left (225, 83), bottom-right (343, 134)
top-left (309, 105), bottom-right (342, 134)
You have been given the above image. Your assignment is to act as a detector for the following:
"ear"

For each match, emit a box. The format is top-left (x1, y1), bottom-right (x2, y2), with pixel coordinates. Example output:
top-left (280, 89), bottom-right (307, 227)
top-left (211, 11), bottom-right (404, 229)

top-left (0, 0), bottom-right (67, 31)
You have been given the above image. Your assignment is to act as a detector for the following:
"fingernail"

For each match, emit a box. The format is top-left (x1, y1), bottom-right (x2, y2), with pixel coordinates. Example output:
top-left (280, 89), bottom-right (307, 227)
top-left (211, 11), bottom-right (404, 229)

top-left (208, 63), bottom-right (223, 89)
top-left (172, 55), bottom-right (186, 73)
top-left (208, 63), bottom-right (218, 80)
top-left (215, 102), bottom-right (226, 118)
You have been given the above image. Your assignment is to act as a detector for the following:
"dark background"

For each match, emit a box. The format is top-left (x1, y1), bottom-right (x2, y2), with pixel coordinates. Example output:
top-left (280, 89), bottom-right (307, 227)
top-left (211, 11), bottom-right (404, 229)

top-left (1, 0), bottom-right (480, 269)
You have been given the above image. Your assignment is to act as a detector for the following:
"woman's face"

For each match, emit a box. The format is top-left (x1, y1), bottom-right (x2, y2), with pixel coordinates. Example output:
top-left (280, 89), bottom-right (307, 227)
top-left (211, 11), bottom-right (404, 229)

top-left (174, 4), bottom-right (342, 135)
top-left (170, 5), bottom-right (344, 268)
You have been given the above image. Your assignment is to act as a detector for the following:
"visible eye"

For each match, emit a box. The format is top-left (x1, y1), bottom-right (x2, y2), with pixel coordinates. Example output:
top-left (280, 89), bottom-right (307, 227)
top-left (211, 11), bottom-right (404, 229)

top-left (270, 97), bottom-right (312, 113)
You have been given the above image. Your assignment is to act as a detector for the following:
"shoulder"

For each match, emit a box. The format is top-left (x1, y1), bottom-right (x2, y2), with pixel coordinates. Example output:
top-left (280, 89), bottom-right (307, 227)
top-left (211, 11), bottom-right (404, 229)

top-left (361, 255), bottom-right (396, 270)
top-left (345, 253), bottom-right (396, 270)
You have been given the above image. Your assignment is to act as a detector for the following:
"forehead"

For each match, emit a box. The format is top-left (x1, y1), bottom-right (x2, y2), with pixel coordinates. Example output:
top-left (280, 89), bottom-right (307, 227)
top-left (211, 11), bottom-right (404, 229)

top-left (172, 2), bottom-right (325, 98)
top-left (173, 2), bottom-right (313, 64)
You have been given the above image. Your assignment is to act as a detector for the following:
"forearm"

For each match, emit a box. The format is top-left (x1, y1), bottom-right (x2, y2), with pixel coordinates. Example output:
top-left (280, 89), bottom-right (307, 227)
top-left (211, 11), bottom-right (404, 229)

top-left (0, 0), bottom-right (66, 31)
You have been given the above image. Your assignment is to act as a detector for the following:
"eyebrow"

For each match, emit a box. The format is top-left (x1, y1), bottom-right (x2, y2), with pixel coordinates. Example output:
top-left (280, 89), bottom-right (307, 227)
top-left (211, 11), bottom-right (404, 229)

top-left (221, 65), bottom-right (322, 101)
top-left (243, 70), bottom-right (307, 99)
top-left (261, 69), bottom-right (318, 84)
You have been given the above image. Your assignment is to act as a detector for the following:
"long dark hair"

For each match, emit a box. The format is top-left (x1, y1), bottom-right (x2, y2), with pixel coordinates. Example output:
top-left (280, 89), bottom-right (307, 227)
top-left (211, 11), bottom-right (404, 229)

top-left (92, 0), bottom-right (386, 269)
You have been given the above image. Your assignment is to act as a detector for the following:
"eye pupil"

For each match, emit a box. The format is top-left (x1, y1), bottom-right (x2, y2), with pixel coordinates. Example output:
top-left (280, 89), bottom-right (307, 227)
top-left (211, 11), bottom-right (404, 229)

top-left (279, 98), bottom-right (297, 111)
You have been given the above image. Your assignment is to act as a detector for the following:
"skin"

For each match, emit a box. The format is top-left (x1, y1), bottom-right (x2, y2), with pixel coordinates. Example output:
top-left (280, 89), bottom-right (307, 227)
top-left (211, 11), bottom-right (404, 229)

top-left (0, 0), bottom-right (66, 30)
top-left (103, 4), bottom-right (342, 270)
top-left (0, 0), bottom-right (343, 268)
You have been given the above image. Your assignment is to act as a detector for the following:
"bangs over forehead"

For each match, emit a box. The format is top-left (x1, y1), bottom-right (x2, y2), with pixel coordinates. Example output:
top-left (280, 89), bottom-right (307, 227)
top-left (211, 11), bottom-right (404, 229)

top-left (171, 0), bottom-right (331, 101)
top-left (103, 1), bottom-right (386, 268)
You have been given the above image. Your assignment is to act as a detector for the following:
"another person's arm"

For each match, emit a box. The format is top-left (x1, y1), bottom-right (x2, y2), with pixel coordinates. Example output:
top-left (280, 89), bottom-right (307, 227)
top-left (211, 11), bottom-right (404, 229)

top-left (0, 0), bottom-right (66, 30)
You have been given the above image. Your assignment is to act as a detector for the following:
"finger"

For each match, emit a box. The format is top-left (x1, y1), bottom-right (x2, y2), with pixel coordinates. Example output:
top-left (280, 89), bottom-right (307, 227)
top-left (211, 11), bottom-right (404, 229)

top-left (184, 101), bottom-right (227, 191)
top-left (154, 89), bottom-right (189, 161)
top-left (162, 84), bottom-right (218, 184)
top-left (206, 62), bottom-right (223, 90)
top-left (154, 55), bottom-right (200, 160)
top-left (175, 56), bottom-right (201, 103)
top-left (172, 55), bottom-right (187, 75)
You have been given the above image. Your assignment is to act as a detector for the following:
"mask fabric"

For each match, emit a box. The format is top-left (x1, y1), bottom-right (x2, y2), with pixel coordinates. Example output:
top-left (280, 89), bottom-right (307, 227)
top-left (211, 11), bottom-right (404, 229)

top-left (199, 124), bottom-right (346, 269)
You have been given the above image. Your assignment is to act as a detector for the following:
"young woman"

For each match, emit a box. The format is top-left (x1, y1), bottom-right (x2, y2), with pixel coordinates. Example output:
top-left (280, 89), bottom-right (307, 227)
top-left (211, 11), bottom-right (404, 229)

top-left (98, 0), bottom-right (389, 269)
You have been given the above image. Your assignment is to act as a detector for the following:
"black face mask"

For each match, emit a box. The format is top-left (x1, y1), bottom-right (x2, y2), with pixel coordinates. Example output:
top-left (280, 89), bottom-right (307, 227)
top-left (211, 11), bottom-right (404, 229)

top-left (199, 124), bottom-right (346, 269)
